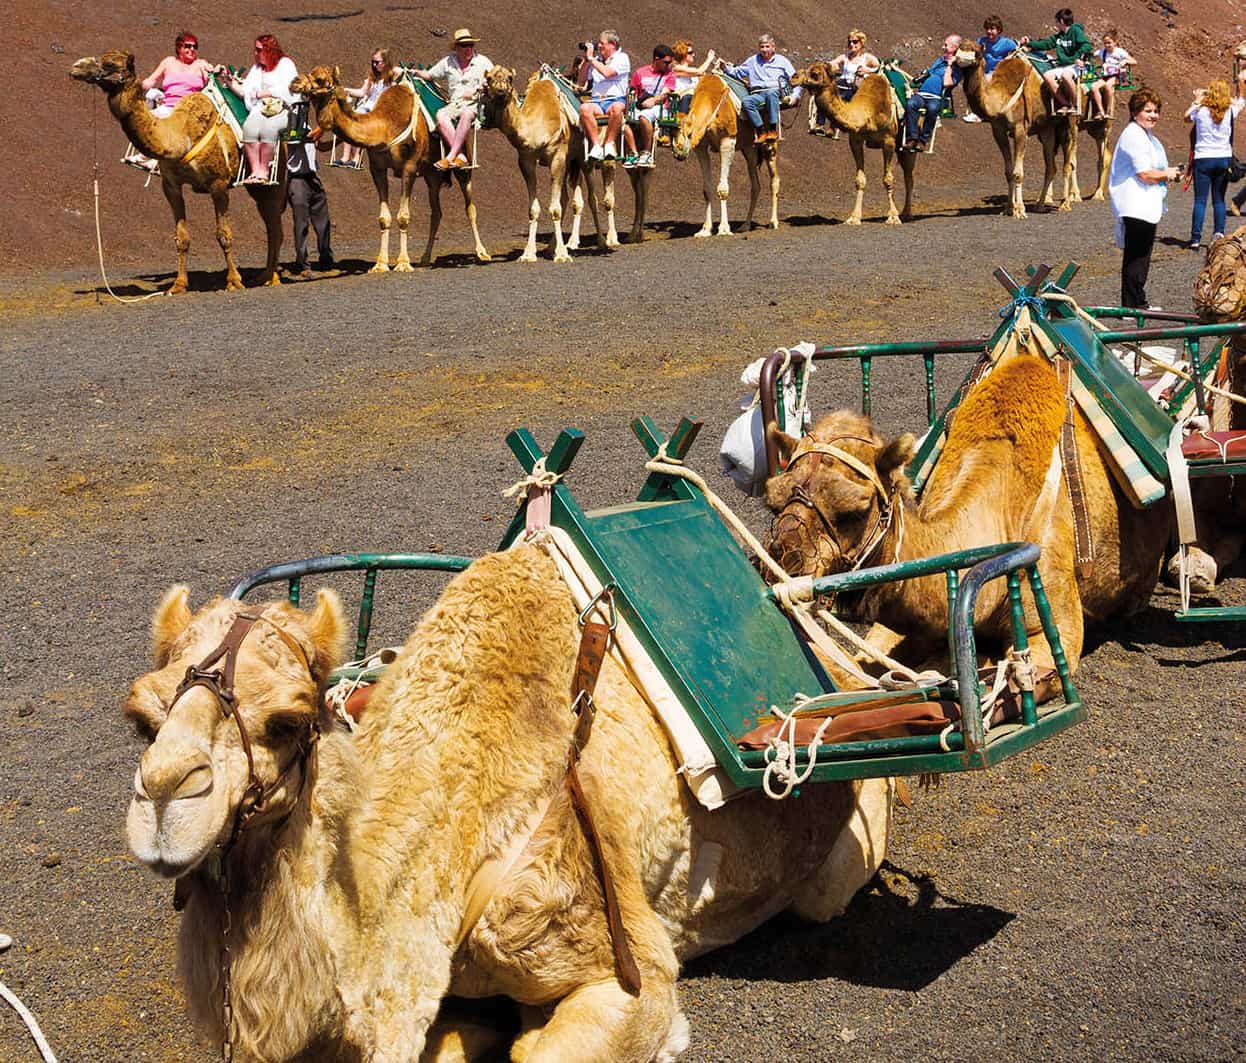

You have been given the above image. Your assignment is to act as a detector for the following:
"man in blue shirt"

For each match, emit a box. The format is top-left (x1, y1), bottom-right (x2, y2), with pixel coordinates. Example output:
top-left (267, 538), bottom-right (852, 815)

top-left (963, 16), bottom-right (1017, 121)
top-left (720, 33), bottom-right (801, 143)
top-left (903, 34), bottom-right (962, 150)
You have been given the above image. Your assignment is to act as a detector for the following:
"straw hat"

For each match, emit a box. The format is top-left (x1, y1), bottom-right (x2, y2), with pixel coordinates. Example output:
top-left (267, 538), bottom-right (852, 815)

top-left (452, 28), bottom-right (480, 46)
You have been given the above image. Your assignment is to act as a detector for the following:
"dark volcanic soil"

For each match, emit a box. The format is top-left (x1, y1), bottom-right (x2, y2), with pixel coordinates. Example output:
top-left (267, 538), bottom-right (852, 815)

top-left (1, 191), bottom-right (1244, 1062)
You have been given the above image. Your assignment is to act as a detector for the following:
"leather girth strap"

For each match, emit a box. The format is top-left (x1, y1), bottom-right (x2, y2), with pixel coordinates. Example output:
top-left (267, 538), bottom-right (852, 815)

top-left (568, 605), bottom-right (643, 996)
top-left (1054, 357), bottom-right (1094, 577)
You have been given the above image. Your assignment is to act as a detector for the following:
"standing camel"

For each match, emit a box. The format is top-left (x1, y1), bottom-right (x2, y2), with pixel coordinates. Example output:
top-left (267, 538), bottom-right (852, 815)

top-left (955, 44), bottom-right (1078, 217)
top-left (291, 66), bottom-right (490, 272)
top-left (672, 74), bottom-right (779, 235)
top-left (793, 63), bottom-right (915, 225)
top-left (70, 50), bottom-right (284, 292)
top-left (481, 66), bottom-right (624, 260)
top-left (1075, 103), bottom-right (1113, 202)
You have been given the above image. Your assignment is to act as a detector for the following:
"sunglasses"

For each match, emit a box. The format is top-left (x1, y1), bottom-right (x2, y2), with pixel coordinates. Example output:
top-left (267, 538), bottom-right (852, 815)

top-left (180, 43), bottom-right (198, 50)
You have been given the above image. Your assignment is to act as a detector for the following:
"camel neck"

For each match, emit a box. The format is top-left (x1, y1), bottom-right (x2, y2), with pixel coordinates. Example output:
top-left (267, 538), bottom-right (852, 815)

top-left (111, 82), bottom-right (188, 158)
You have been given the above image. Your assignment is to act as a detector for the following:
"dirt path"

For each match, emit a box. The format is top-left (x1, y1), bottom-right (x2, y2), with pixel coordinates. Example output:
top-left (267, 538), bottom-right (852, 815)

top-left (1, 204), bottom-right (1242, 1061)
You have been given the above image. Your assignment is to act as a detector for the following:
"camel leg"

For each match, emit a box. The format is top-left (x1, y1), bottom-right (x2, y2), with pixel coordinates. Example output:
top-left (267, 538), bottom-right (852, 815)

top-left (515, 977), bottom-right (685, 1063)
top-left (599, 162), bottom-right (620, 249)
top-left (206, 184), bottom-right (244, 292)
top-left (694, 146), bottom-right (715, 237)
top-left (898, 146), bottom-right (916, 222)
top-left (629, 170), bottom-right (648, 244)
top-left (254, 186), bottom-right (283, 287)
top-left (454, 171), bottom-right (491, 262)
top-left (1060, 121), bottom-right (1078, 210)
top-left (743, 146), bottom-right (762, 232)
top-left (549, 154), bottom-right (572, 264)
top-left (417, 173), bottom-right (442, 268)
top-left (789, 778), bottom-right (892, 922)
top-left (994, 123), bottom-right (1024, 219)
top-left (160, 180), bottom-right (192, 295)
top-left (846, 136), bottom-right (867, 225)
top-left (370, 166), bottom-right (392, 273)
top-left (393, 168), bottom-right (418, 271)
top-left (1093, 133), bottom-right (1111, 201)
top-left (716, 138), bottom-right (736, 236)
top-left (1038, 129), bottom-right (1058, 209)
top-left (766, 149), bottom-right (780, 230)
top-left (518, 155), bottom-right (542, 263)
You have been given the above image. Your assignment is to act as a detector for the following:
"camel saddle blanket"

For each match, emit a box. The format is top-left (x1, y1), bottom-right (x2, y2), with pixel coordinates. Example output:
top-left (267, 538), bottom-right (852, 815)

top-left (713, 72), bottom-right (746, 115)
top-left (200, 73), bottom-right (247, 144)
top-left (539, 67), bottom-right (587, 129)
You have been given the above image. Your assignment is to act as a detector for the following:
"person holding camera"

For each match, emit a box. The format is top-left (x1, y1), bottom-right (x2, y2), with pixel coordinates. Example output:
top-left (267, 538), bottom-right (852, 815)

top-left (575, 30), bottom-right (631, 162)
top-left (1185, 75), bottom-right (1246, 250)
top-left (1108, 89), bottom-right (1182, 309)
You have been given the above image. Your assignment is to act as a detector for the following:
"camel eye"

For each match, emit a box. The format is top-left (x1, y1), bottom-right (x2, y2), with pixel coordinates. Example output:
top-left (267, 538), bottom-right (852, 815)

top-left (264, 711), bottom-right (309, 745)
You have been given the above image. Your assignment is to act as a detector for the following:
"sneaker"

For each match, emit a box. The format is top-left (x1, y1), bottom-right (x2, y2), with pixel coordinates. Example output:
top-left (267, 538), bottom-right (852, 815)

top-left (1188, 241), bottom-right (1201, 251)
top-left (588, 142), bottom-right (604, 161)
top-left (621, 154), bottom-right (638, 168)
top-left (962, 112), bottom-right (982, 123)
top-left (1144, 305), bottom-right (1164, 313)
top-left (603, 142), bottom-right (618, 159)
top-left (636, 152), bottom-right (653, 168)
top-left (1212, 232), bottom-right (1225, 242)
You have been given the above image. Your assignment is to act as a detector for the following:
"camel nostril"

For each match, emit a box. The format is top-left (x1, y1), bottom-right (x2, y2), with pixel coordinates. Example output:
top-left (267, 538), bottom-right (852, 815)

top-left (140, 755), bottom-right (213, 804)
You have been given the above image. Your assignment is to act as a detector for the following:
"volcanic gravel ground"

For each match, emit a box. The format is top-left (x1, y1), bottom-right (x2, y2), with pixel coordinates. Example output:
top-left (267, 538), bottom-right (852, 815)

top-left (1, 203), bottom-right (1243, 1061)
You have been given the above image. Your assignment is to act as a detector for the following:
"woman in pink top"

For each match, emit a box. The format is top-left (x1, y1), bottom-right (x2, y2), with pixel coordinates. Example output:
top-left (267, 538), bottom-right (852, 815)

top-left (142, 32), bottom-right (215, 117)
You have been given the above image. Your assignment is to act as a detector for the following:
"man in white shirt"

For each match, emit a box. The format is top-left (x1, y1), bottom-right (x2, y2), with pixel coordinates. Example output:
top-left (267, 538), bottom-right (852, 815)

top-left (411, 28), bottom-right (493, 169)
top-left (575, 29), bottom-right (631, 161)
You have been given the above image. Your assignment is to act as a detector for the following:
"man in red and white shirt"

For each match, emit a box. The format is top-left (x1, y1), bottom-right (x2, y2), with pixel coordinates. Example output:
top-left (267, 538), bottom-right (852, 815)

top-left (625, 44), bottom-right (677, 167)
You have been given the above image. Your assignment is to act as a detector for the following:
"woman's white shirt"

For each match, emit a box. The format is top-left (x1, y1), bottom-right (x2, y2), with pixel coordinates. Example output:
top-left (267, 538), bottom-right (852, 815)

top-left (1108, 120), bottom-right (1169, 224)
top-left (242, 57), bottom-right (299, 110)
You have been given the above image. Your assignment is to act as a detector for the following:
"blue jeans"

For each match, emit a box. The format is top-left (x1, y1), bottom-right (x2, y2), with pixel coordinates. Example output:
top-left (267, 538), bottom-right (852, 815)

top-left (741, 89), bottom-right (780, 129)
top-left (904, 92), bottom-right (942, 144)
top-left (1191, 157), bottom-right (1230, 243)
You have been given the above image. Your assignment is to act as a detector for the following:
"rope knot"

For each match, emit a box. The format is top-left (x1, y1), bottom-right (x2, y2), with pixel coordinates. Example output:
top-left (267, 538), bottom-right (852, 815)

top-left (502, 457), bottom-right (562, 501)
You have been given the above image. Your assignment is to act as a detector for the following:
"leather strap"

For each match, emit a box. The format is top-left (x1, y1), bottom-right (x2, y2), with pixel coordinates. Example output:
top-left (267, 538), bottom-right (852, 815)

top-left (567, 599), bottom-right (642, 995)
top-left (1054, 358), bottom-right (1094, 577)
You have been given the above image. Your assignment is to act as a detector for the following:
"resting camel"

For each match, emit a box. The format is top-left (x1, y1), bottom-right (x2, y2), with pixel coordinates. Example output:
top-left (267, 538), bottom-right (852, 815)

top-left (292, 66), bottom-right (489, 271)
top-left (70, 50), bottom-right (284, 293)
top-left (672, 74), bottom-right (779, 235)
top-left (792, 63), bottom-right (915, 225)
top-left (124, 551), bottom-right (892, 1060)
top-left (764, 351), bottom-right (1171, 674)
top-left (1167, 231), bottom-right (1246, 591)
top-left (955, 44), bottom-right (1078, 217)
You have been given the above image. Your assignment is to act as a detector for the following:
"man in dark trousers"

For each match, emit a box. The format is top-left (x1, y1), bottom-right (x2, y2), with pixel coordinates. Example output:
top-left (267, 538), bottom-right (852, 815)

top-left (286, 139), bottom-right (334, 276)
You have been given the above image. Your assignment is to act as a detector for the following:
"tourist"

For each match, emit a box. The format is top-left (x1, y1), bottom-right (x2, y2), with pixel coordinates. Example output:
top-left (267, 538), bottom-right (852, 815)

top-left (410, 28), bottom-right (494, 171)
top-left (232, 34), bottom-right (298, 183)
top-left (813, 30), bottom-right (881, 134)
top-left (575, 30), bottom-right (631, 161)
top-left (1087, 30), bottom-right (1136, 119)
top-left (902, 35), bottom-right (963, 151)
top-left (142, 32), bottom-right (216, 118)
top-left (1186, 76), bottom-right (1246, 250)
top-left (963, 16), bottom-right (1018, 121)
top-left (625, 44), bottom-right (677, 167)
top-left (336, 48), bottom-right (400, 168)
top-left (671, 40), bottom-right (715, 95)
top-left (1108, 88), bottom-right (1181, 308)
top-left (1020, 9), bottom-right (1094, 115)
top-left (719, 33), bottom-right (801, 143)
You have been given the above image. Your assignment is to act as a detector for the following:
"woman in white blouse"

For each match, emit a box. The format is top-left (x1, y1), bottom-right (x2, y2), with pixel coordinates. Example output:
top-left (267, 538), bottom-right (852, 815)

top-left (231, 34), bottom-right (298, 183)
top-left (1108, 88), bottom-right (1182, 309)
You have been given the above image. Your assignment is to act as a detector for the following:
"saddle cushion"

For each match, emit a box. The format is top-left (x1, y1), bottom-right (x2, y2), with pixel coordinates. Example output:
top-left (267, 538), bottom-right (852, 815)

top-left (1181, 430), bottom-right (1246, 462)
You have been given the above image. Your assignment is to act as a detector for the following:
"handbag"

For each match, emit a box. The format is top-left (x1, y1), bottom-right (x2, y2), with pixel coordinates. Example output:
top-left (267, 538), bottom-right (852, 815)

top-left (1228, 112), bottom-right (1246, 182)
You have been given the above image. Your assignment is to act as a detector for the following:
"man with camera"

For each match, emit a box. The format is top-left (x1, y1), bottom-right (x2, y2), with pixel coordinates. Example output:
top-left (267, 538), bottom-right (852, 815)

top-left (575, 30), bottom-right (632, 162)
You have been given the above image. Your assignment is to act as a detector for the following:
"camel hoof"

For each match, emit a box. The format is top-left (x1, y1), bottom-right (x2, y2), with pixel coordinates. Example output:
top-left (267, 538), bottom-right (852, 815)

top-left (519, 252), bottom-right (538, 263)
top-left (475, 250), bottom-right (492, 263)
top-left (844, 216), bottom-right (863, 227)
top-left (168, 283), bottom-right (189, 295)
top-left (369, 263), bottom-right (390, 274)
top-left (264, 273), bottom-right (281, 287)
top-left (225, 279), bottom-right (245, 292)
top-left (605, 236), bottom-right (620, 248)
top-left (715, 227), bottom-right (734, 237)
top-left (694, 229), bottom-right (713, 238)
top-left (1057, 201), bottom-right (1073, 212)
top-left (1091, 192), bottom-right (1105, 202)
top-left (394, 261), bottom-right (415, 273)
top-left (885, 215), bottom-right (902, 226)
top-left (553, 250), bottom-right (572, 263)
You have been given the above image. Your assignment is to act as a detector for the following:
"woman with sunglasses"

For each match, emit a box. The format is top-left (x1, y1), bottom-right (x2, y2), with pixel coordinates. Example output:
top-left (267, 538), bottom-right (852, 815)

top-left (337, 48), bottom-right (400, 167)
top-left (809, 30), bottom-right (880, 134)
top-left (141, 32), bottom-right (216, 118)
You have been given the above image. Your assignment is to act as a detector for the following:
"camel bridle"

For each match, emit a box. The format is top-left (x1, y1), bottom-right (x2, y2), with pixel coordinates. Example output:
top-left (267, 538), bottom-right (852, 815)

top-left (771, 437), bottom-right (897, 573)
top-left (167, 610), bottom-right (319, 849)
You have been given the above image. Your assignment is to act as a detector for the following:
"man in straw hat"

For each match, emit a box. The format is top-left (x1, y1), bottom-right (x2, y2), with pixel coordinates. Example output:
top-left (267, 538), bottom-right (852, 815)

top-left (411, 27), bottom-right (494, 169)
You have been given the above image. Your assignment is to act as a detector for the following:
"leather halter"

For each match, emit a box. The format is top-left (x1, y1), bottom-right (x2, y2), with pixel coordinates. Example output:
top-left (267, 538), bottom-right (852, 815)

top-left (773, 436), bottom-right (895, 571)
top-left (168, 610), bottom-right (318, 849)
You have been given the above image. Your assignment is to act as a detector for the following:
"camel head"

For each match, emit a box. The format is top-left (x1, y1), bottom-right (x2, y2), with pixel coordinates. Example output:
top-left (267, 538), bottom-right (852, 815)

top-left (481, 65), bottom-right (518, 120)
top-left (763, 412), bottom-right (915, 578)
top-left (791, 63), bottom-right (834, 94)
top-left (290, 65), bottom-right (347, 107)
top-left (123, 586), bottom-right (345, 878)
top-left (70, 50), bottom-right (137, 91)
top-left (1194, 230), bottom-right (1246, 321)
top-left (954, 42), bottom-right (983, 70)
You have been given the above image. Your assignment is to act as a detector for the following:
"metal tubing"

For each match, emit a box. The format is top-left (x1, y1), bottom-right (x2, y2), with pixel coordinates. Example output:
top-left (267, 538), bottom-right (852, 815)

top-left (1083, 306), bottom-right (1201, 325)
top-left (1097, 322), bottom-right (1246, 344)
top-left (795, 541), bottom-right (1029, 597)
top-left (1006, 571), bottom-right (1038, 726)
top-left (229, 552), bottom-right (475, 600)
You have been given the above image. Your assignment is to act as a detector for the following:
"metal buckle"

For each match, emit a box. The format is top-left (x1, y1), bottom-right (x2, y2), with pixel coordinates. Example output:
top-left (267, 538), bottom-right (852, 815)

top-left (577, 583), bottom-right (618, 631)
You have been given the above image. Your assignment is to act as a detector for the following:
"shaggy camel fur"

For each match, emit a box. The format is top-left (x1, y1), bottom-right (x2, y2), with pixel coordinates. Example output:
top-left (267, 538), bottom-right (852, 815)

top-left (764, 353), bottom-right (1171, 673)
top-left (125, 548), bottom-right (891, 1061)
top-left (955, 44), bottom-right (1078, 218)
top-left (292, 66), bottom-right (489, 271)
top-left (792, 63), bottom-right (915, 225)
top-left (71, 50), bottom-right (285, 292)
top-left (1165, 232), bottom-right (1246, 592)
top-left (672, 74), bottom-right (779, 235)
top-left (481, 67), bottom-right (623, 260)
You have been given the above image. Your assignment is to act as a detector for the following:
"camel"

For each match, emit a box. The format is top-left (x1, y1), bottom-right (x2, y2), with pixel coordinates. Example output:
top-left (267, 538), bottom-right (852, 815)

top-left (125, 548), bottom-right (893, 1061)
top-left (763, 351), bottom-right (1171, 674)
top-left (955, 44), bottom-right (1078, 218)
top-left (70, 50), bottom-right (285, 293)
top-left (792, 63), bottom-right (915, 225)
top-left (672, 74), bottom-right (780, 235)
top-left (291, 66), bottom-right (489, 271)
top-left (1166, 231), bottom-right (1246, 591)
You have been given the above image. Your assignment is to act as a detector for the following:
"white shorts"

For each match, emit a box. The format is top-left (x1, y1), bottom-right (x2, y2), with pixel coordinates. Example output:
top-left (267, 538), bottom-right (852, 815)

top-left (636, 104), bottom-right (661, 124)
top-left (1048, 63), bottom-right (1080, 80)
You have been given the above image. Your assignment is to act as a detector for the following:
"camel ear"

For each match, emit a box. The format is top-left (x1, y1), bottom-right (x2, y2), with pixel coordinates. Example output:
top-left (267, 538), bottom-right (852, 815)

top-left (124, 52), bottom-right (136, 77)
top-left (152, 584), bottom-right (193, 667)
top-left (768, 424), bottom-right (801, 467)
top-left (304, 588), bottom-right (347, 684)
top-left (332, 65), bottom-right (342, 84)
top-left (878, 433), bottom-right (916, 481)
